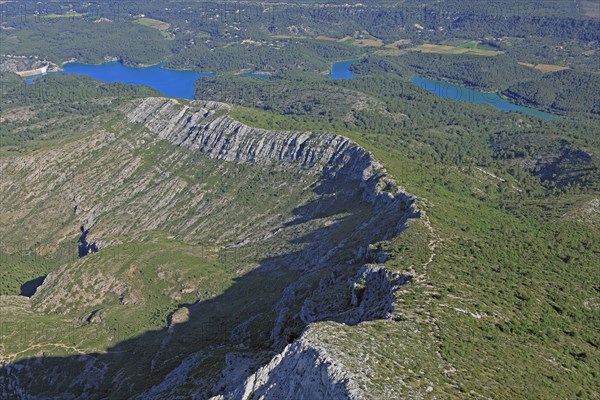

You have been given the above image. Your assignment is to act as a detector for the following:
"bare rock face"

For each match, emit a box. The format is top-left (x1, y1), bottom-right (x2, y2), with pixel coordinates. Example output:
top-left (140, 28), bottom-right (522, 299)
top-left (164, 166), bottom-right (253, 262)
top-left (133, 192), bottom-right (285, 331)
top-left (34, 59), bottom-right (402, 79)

top-left (210, 328), bottom-right (364, 400)
top-left (0, 97), bottom-right (421, 399)
top-left (122, 97), bottom-right (419, 232)
top-left (121, 97), bottom-right (421, 399)
top-left (213, 264), bottom-right (409, 400)
top-left (122, 97), bottom-right (363, 176)
top-left (300, 264), bottom-right (407, 326)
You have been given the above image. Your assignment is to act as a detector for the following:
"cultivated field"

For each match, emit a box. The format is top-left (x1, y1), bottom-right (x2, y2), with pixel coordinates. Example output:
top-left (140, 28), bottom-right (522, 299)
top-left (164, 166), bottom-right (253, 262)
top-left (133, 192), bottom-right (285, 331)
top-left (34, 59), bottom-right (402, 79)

top-left (134, 17), bottom-right (170, 31)
top-left (41, 12), bottom-right (85, 19)
top-left (518, 62), bottom-right (570, 73)
top-left (409, 43), bottom-right (502, 56)
top-left (134, 17), bottom-right (173, 40)
top-left (581, 0), bottom-right (600, 18)
top-left (316, 36), bottom-right (338, 42)
top-left (336, 31), bottom-right (385, 47)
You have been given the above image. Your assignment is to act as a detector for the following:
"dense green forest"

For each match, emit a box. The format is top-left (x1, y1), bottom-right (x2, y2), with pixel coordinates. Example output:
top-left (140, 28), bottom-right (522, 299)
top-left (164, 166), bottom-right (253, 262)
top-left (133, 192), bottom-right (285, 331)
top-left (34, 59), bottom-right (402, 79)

top-left (227, 72), bottom-right (600, 397)
top-left (166, 39), bottom-right (362, 73)
top-left (394, 53), bottom-right (542, 91)
top-left (349, 56), bottom-right (412, 78)
top-left (0, 73), bottom-right (160, 149)
top-left (349, 54), bottom-right (600, 118)
top-left (200, 70), bottom-right (600, 195)
top-left (0, 20), bottom-right (172, 66)
top-left (2, 0), bottom-right (597, 118)
top-left (2, 0), bottom-right (599, 69)
top-left (505, 69), bottom-right (600, 117)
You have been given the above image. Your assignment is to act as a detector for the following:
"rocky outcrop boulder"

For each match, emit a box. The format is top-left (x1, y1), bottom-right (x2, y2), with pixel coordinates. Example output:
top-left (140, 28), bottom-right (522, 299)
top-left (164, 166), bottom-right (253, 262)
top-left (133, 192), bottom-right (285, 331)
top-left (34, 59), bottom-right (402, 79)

top-left (210, 330), bottom-right (364, 400)
top-left (300, 264), bottom-right (408, 326)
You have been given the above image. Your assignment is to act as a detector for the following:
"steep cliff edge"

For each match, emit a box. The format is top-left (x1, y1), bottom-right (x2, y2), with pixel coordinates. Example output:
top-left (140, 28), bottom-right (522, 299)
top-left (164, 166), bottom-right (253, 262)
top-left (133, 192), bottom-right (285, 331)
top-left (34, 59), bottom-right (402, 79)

top-left (210, 327), bottom-right (364, 400)
top-left (210, 265), bottom-right (409, 400)
top-left (121, 98), bottom-right (421, 399)
top-left (1, 97), bottom-right (421, 399)
top-left (122, 97), bottom-right (419, 227)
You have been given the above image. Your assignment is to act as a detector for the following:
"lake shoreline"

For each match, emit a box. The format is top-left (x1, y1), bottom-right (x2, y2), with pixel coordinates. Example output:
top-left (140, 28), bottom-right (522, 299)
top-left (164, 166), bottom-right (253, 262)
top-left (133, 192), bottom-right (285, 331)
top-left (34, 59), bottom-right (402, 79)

top-left (405, 72), bottom-right (570, 119)
top-left (410, 75), bottom-right (557, 120)
top-left (29, 60), bottom-right (213, 100)
top-left (20, 59), bottom-right (562, 119)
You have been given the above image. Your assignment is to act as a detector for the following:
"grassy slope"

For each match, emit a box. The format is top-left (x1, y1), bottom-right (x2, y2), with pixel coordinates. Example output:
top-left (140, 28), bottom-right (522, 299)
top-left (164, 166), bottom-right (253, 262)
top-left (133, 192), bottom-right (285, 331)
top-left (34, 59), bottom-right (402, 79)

top-left (1, 239), bottom-right (233, 364)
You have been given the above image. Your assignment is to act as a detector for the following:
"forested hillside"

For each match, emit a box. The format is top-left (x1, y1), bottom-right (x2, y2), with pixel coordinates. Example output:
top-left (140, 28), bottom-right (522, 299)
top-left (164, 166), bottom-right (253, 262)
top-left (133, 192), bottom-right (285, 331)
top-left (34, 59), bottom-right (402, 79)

top-left (2, 66), bottom-right (599, 399)
top-left (395, 53), bottom-right (542, 91)
top-left (1, 20), bottom-right (172, 66)
top-left (505, 69), bottom-right (600, 116)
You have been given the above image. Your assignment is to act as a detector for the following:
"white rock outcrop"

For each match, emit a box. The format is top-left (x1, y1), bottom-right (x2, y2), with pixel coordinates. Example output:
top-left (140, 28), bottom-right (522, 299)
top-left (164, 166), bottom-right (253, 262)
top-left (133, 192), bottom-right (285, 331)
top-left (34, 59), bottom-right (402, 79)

top-left (210, 332), bottom-right (364, 400)
top-left (122, 97), bottom-right (419, 227)
top-left (123, 97), bottom-right (421, 399)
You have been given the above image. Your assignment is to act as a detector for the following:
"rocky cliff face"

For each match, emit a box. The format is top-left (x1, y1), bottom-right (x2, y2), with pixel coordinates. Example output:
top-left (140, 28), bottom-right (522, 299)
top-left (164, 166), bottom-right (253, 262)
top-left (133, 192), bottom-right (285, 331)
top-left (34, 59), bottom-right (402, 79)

top-left (1, 97), bottom-right (420, 399)
top-left (121, 98), bottom-right (421, 399)
top-left (212, 264), bottom-right (411, 400)
top-left (210, 328), bottom-right (364, 400)
top-left (122, 97), bottom-right (419, 225)
top-left (122, 98), bottom-right (365, 175)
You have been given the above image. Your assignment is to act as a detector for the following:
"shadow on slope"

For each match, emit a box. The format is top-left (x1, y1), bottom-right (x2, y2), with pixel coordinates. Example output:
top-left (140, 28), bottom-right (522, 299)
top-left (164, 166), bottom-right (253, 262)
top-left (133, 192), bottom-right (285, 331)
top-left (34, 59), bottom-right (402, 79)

top-left (0, 176), bottom-right (413, 400)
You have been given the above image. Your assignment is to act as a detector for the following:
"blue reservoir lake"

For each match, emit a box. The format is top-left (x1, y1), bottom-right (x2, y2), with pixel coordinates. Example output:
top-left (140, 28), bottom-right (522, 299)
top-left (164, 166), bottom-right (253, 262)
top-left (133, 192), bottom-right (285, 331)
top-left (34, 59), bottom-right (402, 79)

top-left (26, 60), bottom-right (556, 120)
top-left (29, 61), bottom-right (213, 100)
top-left (330, 62), bottom-right (555, 119)
top-left (330, 60), bottom-right (357, 80)
top-left (410, 76), bottom-right (556, 120)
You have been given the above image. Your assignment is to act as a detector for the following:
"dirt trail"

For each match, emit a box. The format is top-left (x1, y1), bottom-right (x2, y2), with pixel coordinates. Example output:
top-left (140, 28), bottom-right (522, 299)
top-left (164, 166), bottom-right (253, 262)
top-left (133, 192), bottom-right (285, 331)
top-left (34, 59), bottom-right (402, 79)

top-left (1, 342), bottom-right (92, 364)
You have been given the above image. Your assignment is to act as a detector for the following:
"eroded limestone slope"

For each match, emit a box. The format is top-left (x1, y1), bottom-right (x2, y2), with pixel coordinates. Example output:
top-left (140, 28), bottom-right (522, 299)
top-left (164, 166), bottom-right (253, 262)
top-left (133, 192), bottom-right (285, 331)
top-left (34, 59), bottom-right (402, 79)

top-left (121, 98), bottom-right (421, 399)
top-left (0, 97), bottom-right (420, 400)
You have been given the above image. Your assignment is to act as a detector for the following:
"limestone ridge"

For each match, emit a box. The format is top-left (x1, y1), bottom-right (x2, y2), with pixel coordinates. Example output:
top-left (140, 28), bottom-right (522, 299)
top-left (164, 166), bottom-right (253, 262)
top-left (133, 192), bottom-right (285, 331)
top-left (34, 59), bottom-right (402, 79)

top-left (122, 97), bottom-right (419, 222)
top-left (123, 98), bottom-right (420, 399)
